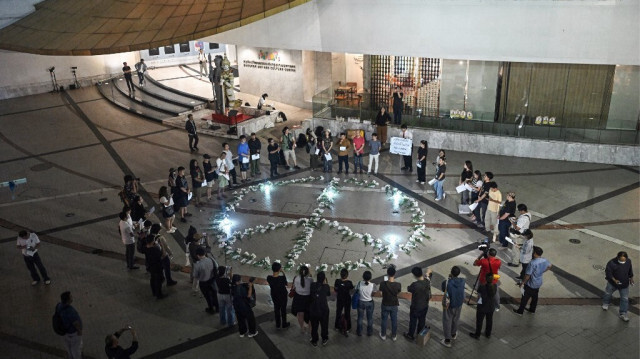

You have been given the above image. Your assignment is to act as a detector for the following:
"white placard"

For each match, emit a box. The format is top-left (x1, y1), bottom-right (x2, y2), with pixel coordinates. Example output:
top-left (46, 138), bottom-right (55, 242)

top-left (339, 146), bottom-right (346, 151)
top-left (416, 161), bottom-right (422, 169)
top-left (201, 180), bottom-right (207, 187)
top-left (315, 148), bottom-right (320, 155)
top-left (455, 184), bottom-right (467, 193)
top-left (188, 192), bottom-right (193, 200)
top-left (428, 178), bottom-right (437, 186)
top-left (389, 137), bottom-right (412, 156)
top-left (469, 202), bottom-right (478, 211)
top-left (324, 153), bottom-right (332, 161)
top-left (464, 183), bottom-right (475, 192)
top-left (242, 157), bottom-right (250, 164)
top-left (251, 154), bottom-right (260, 160)
top-left (148, 206), bottom-right (155, 214)
top-left (504, 236), bottom-right (515, 245)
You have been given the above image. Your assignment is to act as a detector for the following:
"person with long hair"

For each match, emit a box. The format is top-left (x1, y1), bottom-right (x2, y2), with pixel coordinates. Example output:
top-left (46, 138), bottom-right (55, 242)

top-left (291, 265), bottom-right (312, 333)
top-left (309, 271), bottom-right (331, 346)
top-left (469, 273), bottom-right (496, 339)
top-left (306, 128), bottom-right (319, 171)
top-left (321, 131), bottom-right (333, 173)
top-left (460, 160), bottom-right (474, 205)
top-left (158, 186), bottom-right (176, 233)
top-left (216, 152), bottom-right (230, 200)
top-left (175, 166), bottom-right (191, 222)
top-left (356, 270), bottom-right (377, 336)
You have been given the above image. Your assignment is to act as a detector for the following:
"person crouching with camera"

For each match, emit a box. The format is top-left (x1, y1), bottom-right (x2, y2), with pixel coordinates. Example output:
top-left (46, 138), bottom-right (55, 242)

top-left (473, 248), bottom-right (502, 311)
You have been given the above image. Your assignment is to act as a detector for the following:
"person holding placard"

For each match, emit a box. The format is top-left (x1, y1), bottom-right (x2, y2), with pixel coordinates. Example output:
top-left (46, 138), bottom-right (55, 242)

top-left (460, 161), bottom-right (473, 205)
top-left (248, 133), bottom-right (262, 177)
top-left (416, 140), bottom-right (428, 184)
top-left (321, 131), bottom-right (333, 173)
top-left (400, 124), bottom-right (413, 172)
top-left (237, 135), bottom-right (250, 183)
top-left (337, 133), bottom-right (351, 175)
top-left (434, 157), bottom-right (446, 201)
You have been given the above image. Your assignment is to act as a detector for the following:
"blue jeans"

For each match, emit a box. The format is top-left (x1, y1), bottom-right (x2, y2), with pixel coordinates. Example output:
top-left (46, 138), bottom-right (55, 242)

top-left (217, 293), bottom-right (235, 327)
top-left (603, 282), bottom-right (630, 314)
top-left (407, 306), bottom-right (428, 338)
top-left (498, 219), bottom-right (511, 246)
top-left (354, 154), bottom-right (363, 171)
top-left (380, 305), bottom-right (398, 337)
top-left (434, 179), bottom-right (445, 199)
top-left (323, 157), bottom-right (332, 172)
top-left (357, 300), bottom-right (374, 336)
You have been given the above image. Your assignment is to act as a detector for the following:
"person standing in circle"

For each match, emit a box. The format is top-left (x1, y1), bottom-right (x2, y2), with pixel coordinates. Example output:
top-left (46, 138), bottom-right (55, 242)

top-left (416, 140), bottom-right (428, 184)
top-left (309, 271), bottom-right (331, 347)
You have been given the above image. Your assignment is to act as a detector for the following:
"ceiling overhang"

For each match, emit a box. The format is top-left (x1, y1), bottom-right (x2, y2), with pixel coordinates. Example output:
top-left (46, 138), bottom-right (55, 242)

top-left (0, 0), bottom-right (310, 56)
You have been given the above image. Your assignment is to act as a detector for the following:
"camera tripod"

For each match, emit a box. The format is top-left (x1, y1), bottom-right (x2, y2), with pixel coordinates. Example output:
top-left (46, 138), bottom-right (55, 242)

top-left (48, 67), bottom-right (59, 93)
top-left (71, 67), bottom-right (80, 88)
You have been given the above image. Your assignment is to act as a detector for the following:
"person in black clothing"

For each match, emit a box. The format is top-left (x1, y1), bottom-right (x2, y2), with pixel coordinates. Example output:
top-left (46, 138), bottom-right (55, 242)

top-left (175, 166), bottom-right (191, 223)
top-left (267, 138), bottom-right (280, 178)
top-left (105, 326), bottom-right (138, 359)
top-left (267, 262), bottom-right (291, 329)
top-left (232, 274), bottom-right (258, 337)
top-left (185, 114), bottom-right (198, 152)
top-left (202, 154), bottom-right (217, 201)
top-left (416, 140), bottom-right (428, 184)
top-left (130, 195), bottom-right (147, 223)
top-left (392, 87), bottom-right (403, 125)
top-left (144, 236), bottom-right (165, 299)
top-left (470, 273), bottom-right (496, 339)
top-left (498, 192), bottom-right (517, 247)
top-left (122, 62), bottom-right (134, 95)
top-left (379, 266), bottom-right (401, 341)
top-left (375, 106), bottom-right (391, 144)
top-left (404, 267), bottom-right (432, 341)
top-left (460, 161), bottom-right (474, 205)
top-left (472, 172), bottom-right (494, 227)
top-left (248, 133), bottom-right (262, 177)
top-left (310, 271), bottom-right (331, 347)
top-left (602, 251), bottom-right (634, 322)
top-left (333, 268), bottom-right (354, 335)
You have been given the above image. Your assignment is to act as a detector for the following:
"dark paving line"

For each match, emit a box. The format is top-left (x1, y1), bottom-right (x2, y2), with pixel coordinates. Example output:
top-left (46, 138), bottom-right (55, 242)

top-left (537, 218), bottom-right (640, 230)
top-left (0, 130), bottom-right (117, 187)
top-left (0, 128), bottom-right (175, 165)
top-left (0, 331), bottom-right (98, 359)
top-left (0, 214), bottom-right (118, 243)
top-left (61, 92), bottom-right (187, 252)
top-left (530, 181), bottom-right (640, 229)
top-left (493, 166), bottom-right (619, 177)
top-left (95, 123), bottom-right (191, 154)
top-left (615, 165), bottom-right (640, 174)
top-left (0, 97), bottom-right (102, 117)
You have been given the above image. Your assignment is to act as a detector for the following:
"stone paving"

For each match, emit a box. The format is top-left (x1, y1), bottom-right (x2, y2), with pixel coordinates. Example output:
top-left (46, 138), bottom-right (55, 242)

top-left (0, 74), bottom-right (638, 359)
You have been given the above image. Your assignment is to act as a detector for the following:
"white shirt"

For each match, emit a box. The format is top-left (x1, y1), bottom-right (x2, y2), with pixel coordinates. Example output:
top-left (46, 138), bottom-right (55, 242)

top-left (159, 196), bottom-right (174, 207)
top-left (358, 280), bottom-right (377, 302)
top-left (223, 149), bottom-right (235, 170)
top-left (258, 97), bottom-right (266, 109)
top-left (119, 219), bottom-right (135, 245)
top-left (515, 213), bottom-right (531, 233)
top-left (293, 276), bottom-right (312, 296)
top-left (401, 130), bottom-right (412, 140)
top-left (17, 233), bottom-right (40, 256)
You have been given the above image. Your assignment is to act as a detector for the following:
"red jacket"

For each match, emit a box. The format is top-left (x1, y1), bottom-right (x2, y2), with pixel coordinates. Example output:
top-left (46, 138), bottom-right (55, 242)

top-left (474, 256), bottom-right (501, 284)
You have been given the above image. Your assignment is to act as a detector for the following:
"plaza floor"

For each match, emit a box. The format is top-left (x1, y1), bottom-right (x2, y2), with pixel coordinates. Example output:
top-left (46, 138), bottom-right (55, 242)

top-left (0, 74), bottom-right (638, 359)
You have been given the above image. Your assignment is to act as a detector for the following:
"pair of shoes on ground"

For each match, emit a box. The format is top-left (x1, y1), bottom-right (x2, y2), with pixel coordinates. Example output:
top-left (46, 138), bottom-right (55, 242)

top-left (239, 331), bottom-right (259, 338)
top-left (379, 332), bottom-right (397, 341)
top-left (31, 280), bottom-right (52, 285)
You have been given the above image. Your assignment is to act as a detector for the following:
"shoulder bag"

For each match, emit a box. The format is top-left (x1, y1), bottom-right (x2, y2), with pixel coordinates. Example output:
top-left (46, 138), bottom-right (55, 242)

top-left (288, 276), bottom-right (297, 298)
top-left (351, 281), bottom-right (361, 310)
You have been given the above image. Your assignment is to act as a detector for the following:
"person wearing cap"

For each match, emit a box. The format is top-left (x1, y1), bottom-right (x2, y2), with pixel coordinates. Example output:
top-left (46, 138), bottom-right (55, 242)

top-left (248, 133), bottom-right (262, 177)
top-left (202, 154), bottom-right (216, 201)
top-left (403, 267), bottom-right (431, 341)
top-left (281, 127), bottom-right (300, 170)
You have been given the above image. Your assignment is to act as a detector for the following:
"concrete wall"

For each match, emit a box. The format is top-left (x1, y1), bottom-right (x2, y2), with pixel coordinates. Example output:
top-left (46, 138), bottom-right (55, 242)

top-left (236, 46), bottom-right (308, 109)
top-left (208, 0), bottom-right (639, 66)
top-left (310, 118), bottom-right (640, 166)
top-left (0, 50), bottom-right (137, 99)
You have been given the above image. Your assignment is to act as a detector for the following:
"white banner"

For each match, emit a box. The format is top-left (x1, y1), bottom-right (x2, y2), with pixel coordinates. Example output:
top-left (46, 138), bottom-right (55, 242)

top-left (390, 137), bottom-right (412, 156)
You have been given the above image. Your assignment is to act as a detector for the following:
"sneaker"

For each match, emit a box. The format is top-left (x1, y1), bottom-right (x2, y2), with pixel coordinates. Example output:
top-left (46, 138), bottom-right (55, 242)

top-left (525, 308), bottom-right (535, 314)
top-left (602, 304), bottom-right (609, 311)
top-left (420, 182), bottom-right (425, 185)
top-left (180, 218), bottom-right (187, 223)
top-left (294, 165), bottom-right (301, 170)
top-left (495, 308), bottom-right (500, 312)
top-left (44, 280), bottom-right (51, 285)
top-left (391, 335), bottom-right (397, 341)
top-left (443, 192), bottom-right (446, 199)
top-left (451, 333), bottom-right (457, 340)
top-left (512, 309), bottom-right (523, 316)
top-left (167, 280), bottom-right (178, 286)
top-left (31, 281), bottom-right (39, 286)
top-left (416, 180), bottom-right (420, 183)
top-left (248, 331), bottom-right (259, 338)
top-left (185, 213), bottom-right (193, 217)
top-left (239, 333), bottom-right (245, 338)
top-left (440, 339), bottom-right (452, 348)
top-left (322, 338), bottom-right (328, 346)
top-left (285, 166), bottom-right (291, 170)
top-left (435, 198), bottom-right (442, 201)
top-left (310, 340), bottom-right (317, 347)
top-left (282, 322), bottom-right (291, 329)
top-left (469, 332), bottom-right (480, 340)
top-left (171, 226), bottom-right (177, 230)
top-left (619, 314), bottom-right (630, 322)
top-left (379, 333), bottom-right (386, 341)
top-left (403, 333), bottom-right (415, 341)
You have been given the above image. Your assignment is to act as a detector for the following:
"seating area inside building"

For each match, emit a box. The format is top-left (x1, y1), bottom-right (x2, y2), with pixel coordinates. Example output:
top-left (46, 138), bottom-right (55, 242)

top-left (0, 1), bottom-right (638, 358)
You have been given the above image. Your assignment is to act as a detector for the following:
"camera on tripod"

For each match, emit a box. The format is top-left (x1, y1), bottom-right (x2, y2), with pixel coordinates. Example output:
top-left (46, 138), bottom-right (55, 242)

top-left (478, 238), bottom-right (490, 256)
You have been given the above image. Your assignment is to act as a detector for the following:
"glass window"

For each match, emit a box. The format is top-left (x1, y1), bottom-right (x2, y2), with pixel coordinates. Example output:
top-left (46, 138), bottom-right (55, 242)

top-left (179, 42), bottom-right (190, 53)
top-left (209, 43), bottom-right (219, 50)
top-left (148, 48), bottom-right (159, 56)
top-left (164, 45), bottom-right (175, 54)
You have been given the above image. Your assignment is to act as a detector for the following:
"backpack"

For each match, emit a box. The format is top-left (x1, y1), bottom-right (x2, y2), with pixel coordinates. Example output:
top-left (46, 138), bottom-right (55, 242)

top-left (52, 306), bottom-right (67, 336)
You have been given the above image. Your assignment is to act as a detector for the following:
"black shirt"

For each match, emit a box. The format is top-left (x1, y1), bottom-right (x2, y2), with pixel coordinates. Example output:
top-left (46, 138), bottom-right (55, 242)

top-left (461, 169), bottom-right (472, 183)
top-left (477, 284), bottom-right (496, 313)
top-left (380, 280), bottom-right (401, 306)
top-left (130, 201), bottom-right (145, 222)
top-left (122, 66), bottom-right (132, 78)
top-left (309, 282), bottom-right (331, 316)
top-left (392, 92), bottom-right (403, 110)
top-left (408, 279), bottom-right (431, 311)
top-left (334, 279), bottom-right (354, 302)
top-left (436, 164), bottom-right (446, 180)
top-left (144, 246), bottom-right (163, 272)
top-left (500, 200), bottom-right (516, 218)
top-left (417, 147), bottom-right (428, 162)
top-left (190, 167), bottom-right (202, 188)
top-left (480, 182), bottom-right (491, 203)
top-left (267, 144), bottom-right (279, 160)
top-left (203, 161), bottom-right (216, 182)
top-left (105, 335), bottom-right (138, 359)
top-left (216, 277), bottom-right (232, 294)
top-left (375, 112), bottom-right (391, 126)
top-left (267, 274), bottom-right (288, 299)
top-left (248, 138), bottom-right (262, 154)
